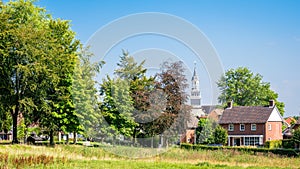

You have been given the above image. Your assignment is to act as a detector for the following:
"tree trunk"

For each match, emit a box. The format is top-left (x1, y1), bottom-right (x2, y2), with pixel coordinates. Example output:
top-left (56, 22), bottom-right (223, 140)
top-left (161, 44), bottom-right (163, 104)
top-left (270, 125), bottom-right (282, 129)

top-left (4, 129), bottom-right (8, 141)
top-left (24, 129), bottom-right (27, 144)
top-left (73, 132), bottom-right (77, 144)
top-left (58, 132), bottom-right (61, 142)
top-left (66, 133), bottom-right (69, 144)
top-left (49, 129), bottom-right (55, 146)
top-left (151, 136), bottom-right (154, 148)
top-left (12, 108), bottom-right (19, 144)
top-left (165, 137), bottom-right (169, 148)
top-left (133, 129), bottom-right (136, 145)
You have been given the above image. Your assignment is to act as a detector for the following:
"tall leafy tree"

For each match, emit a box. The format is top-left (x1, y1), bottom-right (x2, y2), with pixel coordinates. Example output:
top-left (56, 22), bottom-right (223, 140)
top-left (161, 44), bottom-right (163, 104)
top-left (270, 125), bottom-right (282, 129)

top-left (217, 67), bottom-right (285, 115)
top-left (39, 19), bottom-right (81, 145)
top-left (154, 61), bottom-right (191, 146)
top-left (100, 76), bottom-right (137, 137)
top-left (0, 0), bottom-right (55, 143)
top-left (72, 47), bottom-right (105, 141)
top-left (114, 51), bottom-right (155, 142)
top-left (0, 0), bottom-right (81, 143)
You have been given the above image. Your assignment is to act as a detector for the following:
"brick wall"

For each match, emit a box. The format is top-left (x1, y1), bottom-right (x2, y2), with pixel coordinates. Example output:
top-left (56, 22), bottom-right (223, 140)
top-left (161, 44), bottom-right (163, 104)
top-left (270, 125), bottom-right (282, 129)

top-left (221, 123), bottom-right (265, 135)
top-left (180, 129), bottom-right (195, 144)
top-left (265, 121), bottom-right (283, 142)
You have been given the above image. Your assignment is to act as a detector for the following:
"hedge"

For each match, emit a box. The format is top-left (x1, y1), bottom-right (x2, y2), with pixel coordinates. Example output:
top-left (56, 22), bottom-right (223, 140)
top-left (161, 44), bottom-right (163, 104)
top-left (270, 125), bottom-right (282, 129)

top-left (282, 139), bottom-right (295, 149)
top-left (180, 143), bottom-right (300, 157)
top-left (265, 140), bottom-right (282, 149)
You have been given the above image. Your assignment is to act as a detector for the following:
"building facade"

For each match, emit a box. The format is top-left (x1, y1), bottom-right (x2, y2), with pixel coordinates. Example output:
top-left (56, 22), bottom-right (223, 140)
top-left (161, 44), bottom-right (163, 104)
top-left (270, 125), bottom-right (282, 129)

top-left (219, 101), bottom-right (284, 146)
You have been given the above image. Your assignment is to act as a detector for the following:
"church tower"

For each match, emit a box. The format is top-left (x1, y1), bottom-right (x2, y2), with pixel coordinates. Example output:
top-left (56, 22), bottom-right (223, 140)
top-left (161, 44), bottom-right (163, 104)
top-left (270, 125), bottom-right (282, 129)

top-left (190, 62), bottom-right (201, 108)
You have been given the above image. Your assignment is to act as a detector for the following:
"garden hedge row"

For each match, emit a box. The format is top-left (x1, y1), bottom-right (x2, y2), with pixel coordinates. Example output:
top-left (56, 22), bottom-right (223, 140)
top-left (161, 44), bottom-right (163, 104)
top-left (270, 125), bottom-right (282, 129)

top-left (180, 143), bottom-right (300, 157)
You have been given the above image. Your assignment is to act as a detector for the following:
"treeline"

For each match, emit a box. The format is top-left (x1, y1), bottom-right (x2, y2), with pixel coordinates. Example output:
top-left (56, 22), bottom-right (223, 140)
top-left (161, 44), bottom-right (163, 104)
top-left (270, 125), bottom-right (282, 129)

top-left (0, 1), bottom-right (191, 145)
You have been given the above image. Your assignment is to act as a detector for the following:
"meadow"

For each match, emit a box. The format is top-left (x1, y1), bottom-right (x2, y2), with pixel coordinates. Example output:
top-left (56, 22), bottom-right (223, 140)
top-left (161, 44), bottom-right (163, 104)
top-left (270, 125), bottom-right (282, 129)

top-left (0, 144), bottom-right (299, 169)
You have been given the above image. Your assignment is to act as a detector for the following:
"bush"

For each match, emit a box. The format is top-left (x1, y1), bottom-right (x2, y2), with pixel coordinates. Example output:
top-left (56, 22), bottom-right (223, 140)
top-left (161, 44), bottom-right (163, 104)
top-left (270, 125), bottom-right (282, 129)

top-left (282, 139), bottom-right (295, 149)
top-left (271, 149), bottom-right (300, 157)
top-left (180, 143), bottom-right (300, 157)
top-left (264, 140), bottom-right (282, 149)
top-left (180, 143), bottom-right (193, 150)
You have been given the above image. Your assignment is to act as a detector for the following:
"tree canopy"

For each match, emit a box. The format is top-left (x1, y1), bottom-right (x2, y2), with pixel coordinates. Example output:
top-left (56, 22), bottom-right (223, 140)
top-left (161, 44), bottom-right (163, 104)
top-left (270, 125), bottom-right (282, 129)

top-left (217, 67), bottom-right (285, 115)
top-left (0, 0), bottom-right (81, 143)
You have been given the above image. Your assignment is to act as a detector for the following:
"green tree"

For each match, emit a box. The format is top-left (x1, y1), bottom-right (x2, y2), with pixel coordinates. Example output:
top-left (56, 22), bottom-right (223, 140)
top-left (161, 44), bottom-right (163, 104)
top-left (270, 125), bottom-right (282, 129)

top-left (292, 128), bottom-right (300, 148)
top-left (100, 77), bottom-right (137, 137)
top-left (195, 118), bottom-right (215, 144)
top-left (72, 47), bottom-right (105, 142)
top-left (0, 0), bottom-right (81, 143)
top-left (0, 106), bottom-right (12, 140)
top-left (213, 125), bottom-right (228, 145)
top-left (39, 19), bottom-right (81, 145)
top-left (0, 0), bottom-right (55, 143)
top-left (114, 51), bottom-right (155, 143)
top-left (217, 67), bottom-right (285, 115)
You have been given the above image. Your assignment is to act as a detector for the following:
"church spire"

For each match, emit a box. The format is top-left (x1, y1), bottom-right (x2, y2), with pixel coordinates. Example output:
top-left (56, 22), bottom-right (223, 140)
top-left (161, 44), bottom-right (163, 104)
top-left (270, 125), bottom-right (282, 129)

top-left (191, 61), bottom-right (201, 107)
top-left (192, 61), bottom-right (198, 81)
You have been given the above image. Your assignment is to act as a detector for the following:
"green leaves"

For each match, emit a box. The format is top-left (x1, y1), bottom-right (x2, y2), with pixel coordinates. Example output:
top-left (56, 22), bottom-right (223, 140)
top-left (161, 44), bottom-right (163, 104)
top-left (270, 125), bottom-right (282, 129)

top-left (217, 67), bottom-right (285, 115)
top-left (0, 0), bottom-right (83, 143)
top-left (213, 125), bottom-right (228, 145)
top-left (100, 77), bottom-right (137, 137)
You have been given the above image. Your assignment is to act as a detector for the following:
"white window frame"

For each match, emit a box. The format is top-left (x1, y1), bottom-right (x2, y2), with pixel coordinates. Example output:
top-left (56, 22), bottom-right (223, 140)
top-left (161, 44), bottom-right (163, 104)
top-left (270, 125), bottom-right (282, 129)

top-left (228, 124), bottom-right (234, 131)
top-left (240, 124), bottom-right (245, 131)
top-left (251, 124), bottom-right (257, 131)
top-left (268, 124), bottom-right (272, 131)
top-left (244, 137), bottom-right (260, 146)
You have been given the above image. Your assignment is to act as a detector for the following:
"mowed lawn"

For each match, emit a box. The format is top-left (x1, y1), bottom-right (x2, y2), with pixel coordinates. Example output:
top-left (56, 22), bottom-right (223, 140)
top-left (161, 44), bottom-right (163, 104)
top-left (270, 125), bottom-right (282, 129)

top-left (0, 144), bottom-right (299, 169)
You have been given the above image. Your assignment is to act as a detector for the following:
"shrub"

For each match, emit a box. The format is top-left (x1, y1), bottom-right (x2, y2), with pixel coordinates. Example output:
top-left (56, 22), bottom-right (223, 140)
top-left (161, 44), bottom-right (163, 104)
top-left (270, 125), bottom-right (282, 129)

top-left (180, 143), bottom-right (193, 150)
top-left (282, 139), bottom-right (294, 149)
top-left (180, 143), bottom-right (300, 157)
top-left (271, 149), bottom-right (300, 157)
top-left (264, 140), bottom-right (282, 149)
top-left (213, 125), bottom-right (228, 145)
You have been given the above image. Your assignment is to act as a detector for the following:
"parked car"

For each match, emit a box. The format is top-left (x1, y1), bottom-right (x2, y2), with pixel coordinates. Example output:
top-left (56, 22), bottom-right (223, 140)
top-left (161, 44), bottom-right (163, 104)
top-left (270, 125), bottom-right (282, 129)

top-left (26, 132), bottom-right (47, 144)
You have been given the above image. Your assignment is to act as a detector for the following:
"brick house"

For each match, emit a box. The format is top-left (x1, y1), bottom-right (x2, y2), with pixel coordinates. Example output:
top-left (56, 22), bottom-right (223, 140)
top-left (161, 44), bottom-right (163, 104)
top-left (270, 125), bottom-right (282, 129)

top-left (180, 115), bottom-right (199, 144)
top-left (219, 101), bottom-right (284, 146)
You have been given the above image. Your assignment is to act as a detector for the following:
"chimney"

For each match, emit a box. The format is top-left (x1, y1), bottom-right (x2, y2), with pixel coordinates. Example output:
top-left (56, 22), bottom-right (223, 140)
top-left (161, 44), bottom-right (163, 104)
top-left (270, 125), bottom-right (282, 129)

top-left (227, 101), bottom-right (233, 109)
top-left (269, 100), bottom-right (275, 108)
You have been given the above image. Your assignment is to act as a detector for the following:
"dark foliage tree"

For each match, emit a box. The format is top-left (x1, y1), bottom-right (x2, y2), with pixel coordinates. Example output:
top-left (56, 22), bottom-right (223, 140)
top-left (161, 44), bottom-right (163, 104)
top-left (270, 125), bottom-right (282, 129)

top-left (153, 61), bottom-right (191, 146)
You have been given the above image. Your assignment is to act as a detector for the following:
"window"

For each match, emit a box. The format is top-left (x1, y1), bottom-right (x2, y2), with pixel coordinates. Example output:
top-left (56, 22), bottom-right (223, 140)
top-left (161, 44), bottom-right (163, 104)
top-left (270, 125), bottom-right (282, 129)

top-left (268, 124), bottom-right (272, 131)
top-left (228, 124), bottom-right (234, 131)
top-left (251, 124), bottom-right (257, 131)
top-left (240, 124), bottom-right (245, 131)
top-left (245, 137), bottom-right (260, 146)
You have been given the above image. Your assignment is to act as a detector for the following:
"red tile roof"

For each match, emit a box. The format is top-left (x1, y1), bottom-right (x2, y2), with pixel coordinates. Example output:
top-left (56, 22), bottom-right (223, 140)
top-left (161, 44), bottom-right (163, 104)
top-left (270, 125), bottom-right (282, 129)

top-left (285, 117), bottom-right (296, 125)
top-left (219, 106), bottom-right (274, 124)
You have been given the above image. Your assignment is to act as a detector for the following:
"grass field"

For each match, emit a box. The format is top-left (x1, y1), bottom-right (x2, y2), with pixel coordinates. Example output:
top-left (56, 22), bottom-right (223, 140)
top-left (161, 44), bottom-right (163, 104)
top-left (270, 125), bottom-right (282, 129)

top-left (0, 144), bottom-right (299, 169)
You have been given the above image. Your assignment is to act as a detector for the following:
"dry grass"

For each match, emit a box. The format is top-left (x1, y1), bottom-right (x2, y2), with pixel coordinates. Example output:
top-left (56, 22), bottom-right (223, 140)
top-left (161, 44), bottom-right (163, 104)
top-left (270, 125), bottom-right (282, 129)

top-left (0, 144), bottom-right (299, 168)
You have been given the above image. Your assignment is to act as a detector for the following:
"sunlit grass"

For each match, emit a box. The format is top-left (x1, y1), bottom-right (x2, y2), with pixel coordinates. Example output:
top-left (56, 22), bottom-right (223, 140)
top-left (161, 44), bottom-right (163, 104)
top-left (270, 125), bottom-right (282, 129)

top-left (0, 144), bottom-right (299, 168)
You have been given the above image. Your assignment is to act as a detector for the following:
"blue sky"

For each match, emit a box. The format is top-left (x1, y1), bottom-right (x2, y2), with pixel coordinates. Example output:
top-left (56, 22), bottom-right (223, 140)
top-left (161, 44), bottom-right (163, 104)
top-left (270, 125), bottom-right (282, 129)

top-left (30, 0), bottom-right (300, 117)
